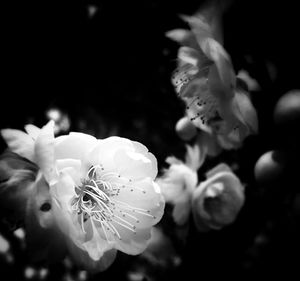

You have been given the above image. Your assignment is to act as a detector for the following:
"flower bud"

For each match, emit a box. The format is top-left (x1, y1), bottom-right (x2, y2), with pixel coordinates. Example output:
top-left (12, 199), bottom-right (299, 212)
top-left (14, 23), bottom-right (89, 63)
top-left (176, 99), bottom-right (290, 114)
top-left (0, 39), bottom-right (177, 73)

top-left (273, 90), bottom-right (300, 154)
top-left (254, 150), bottom-right (286, 187)
top-left (192, 163), bottom-right (244, 231)
top-left (175, 116), bottom-right (197, 141)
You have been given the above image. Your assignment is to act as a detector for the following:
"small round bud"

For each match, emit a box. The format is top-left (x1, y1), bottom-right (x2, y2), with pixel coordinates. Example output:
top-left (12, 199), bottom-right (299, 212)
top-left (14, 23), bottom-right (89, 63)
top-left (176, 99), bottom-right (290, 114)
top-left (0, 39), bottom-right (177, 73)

top-left (175, 116), bottom-right (197, 141)
top-left (274, 90), bottom-right (300, 128)
top-left (254, 150), bottom-right (286, 186)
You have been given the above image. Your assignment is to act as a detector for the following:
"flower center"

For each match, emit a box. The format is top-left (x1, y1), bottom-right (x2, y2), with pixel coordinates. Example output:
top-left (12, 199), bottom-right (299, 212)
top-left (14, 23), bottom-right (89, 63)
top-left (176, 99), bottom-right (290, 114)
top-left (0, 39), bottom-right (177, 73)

top-left (70, 165), bottom-right (156, 241)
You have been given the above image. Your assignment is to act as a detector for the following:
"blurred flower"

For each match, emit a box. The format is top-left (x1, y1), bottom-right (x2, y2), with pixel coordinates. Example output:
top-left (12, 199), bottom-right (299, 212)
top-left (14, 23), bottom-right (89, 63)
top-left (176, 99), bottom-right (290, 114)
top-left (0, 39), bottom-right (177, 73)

top-left (46, 107), bottom-right (71, 135)
top-left (1, 121), bottom-right (165, 271)
top-left (156, 145), bottom-right (205, 225)
top-left (166, 13), bottom-right (258, 148)
top-left (192, 163), bottom-right (245, 232)
top-left (87, 5), bottom-right (98, 19)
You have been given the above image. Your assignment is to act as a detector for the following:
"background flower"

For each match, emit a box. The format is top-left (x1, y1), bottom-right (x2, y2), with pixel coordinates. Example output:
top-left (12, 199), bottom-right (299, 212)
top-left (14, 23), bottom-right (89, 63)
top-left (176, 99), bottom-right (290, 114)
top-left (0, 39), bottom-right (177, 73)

top-left (192, 163), bottom-right (245, 232)
top-left (157, 145), bottom-right (204, 225)
top-left (167, 12), bottom-right (258, 148)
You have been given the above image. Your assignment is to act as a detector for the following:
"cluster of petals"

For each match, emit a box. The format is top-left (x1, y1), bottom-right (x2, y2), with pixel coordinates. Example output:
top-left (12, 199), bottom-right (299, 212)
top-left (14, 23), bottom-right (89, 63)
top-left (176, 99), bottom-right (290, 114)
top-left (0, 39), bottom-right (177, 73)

top-left (166, 13), bottom-right (258, 149)
top-left (192, 163), bottom-right (245, 231)
top-left (156, 145), bottom-right (204, 225)
top-left (1, 121), bottom-right (165, 271)
top-left (158, 144), bottom-right (244, 231)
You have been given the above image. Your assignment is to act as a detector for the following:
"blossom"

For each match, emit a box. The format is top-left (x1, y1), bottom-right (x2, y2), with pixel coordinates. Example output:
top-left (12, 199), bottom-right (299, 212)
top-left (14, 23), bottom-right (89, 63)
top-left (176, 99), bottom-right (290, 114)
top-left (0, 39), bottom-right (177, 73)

top-left (1, 121), bottom-right (165, 271)
top-left (166, 13), bottom-right (258, 148)
top-left (156, 145), bottom-right (205, 225)
top-left (192, 163), bottom-right (245, 232)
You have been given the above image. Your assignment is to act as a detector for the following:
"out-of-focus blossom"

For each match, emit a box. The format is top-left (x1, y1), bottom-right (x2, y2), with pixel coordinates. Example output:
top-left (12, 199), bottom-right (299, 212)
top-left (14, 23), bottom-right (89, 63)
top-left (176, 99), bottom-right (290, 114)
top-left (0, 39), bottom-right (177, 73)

top-left (1, 121), bottom-right (165, 271)
top-left (87, 5), bottom-right (98, 19)
top-left (192, 163), bottom-right (245, 232)
top-left (166, 13), bottom-right (258, 148)
top-left (46, 107), bottom-right (71, 134)
top-left (156, 145), bottom-right (205, 225)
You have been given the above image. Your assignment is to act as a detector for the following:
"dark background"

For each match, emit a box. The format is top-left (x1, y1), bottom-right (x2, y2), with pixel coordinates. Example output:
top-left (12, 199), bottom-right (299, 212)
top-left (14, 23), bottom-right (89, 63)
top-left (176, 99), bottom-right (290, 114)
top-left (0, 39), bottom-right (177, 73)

top-left (1, 0), bottom-right (300, 280)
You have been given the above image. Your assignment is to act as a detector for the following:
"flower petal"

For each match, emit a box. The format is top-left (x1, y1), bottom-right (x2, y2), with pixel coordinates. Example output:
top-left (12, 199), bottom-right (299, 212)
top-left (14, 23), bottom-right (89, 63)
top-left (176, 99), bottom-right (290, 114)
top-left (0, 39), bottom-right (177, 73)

top-left (56, 159), bottom-right (82, 185)
top-left (205, 163), bottom-right (232, 178)
top-left (180, 75), bottom-right (209, 98)
top-left (185, 144), bottom-right (206, 171)
top-left (165, 29), bottom-right (194, 45)
top-left (84, 137), bottom-right (132, 172)
top-left (34, 121), bottom-right (57, 185)
top-left (81, 220), bottom-right (114, 260)
top-left (172, 64), bottom-right (201, 96)
top-left (114, 149), bottom-right (157, 181)
top-left (67, 239), bottom-right (117, 273)
top-left (1, 129), bottom-right (35, 162)
top-left (178, 46), bottom-right (200, 66)
top-left (24, 124), bottom-right (41, 140)
top-left (114, 178), bottom-right (164, 224)
top-left (157, 163), bottom-right (197, 204)
top-left (232, 89), bottom-right (258, 134)
top-left (204, 39), bottom-right (236, 99)
top-left (181, 15), bottom-right (212, 48)
top-left (50, 171), bottom-right (76, 210)
top-left (55, 132), bottom-right (97, 161)
top-left (116, 228), bottom-right (152, 255)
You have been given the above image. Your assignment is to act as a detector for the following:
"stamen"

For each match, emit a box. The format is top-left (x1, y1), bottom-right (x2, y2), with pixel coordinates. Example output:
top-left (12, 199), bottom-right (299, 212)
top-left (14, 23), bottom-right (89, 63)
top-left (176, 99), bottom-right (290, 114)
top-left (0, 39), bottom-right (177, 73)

top-left (111, 217), bottom-right (136, 233)
top-left (81, 214), bottom-right (86, 234)
top-left (71, 164), bottom-right (157, 242)
top-left (119, 210), bottom-right (139, 222)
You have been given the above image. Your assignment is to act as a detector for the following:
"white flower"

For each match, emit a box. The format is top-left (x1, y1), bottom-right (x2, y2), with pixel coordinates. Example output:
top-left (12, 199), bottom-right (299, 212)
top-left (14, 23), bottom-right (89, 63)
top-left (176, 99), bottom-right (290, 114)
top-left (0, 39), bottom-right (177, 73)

top-left (167, 13), bottom-right (258, 148)
top-left (192, 163), bottom-right (245, 232)
top-left (156, 145), bottom-right (205, 225)
top-left (1, 121), bottom-right (165, 271)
